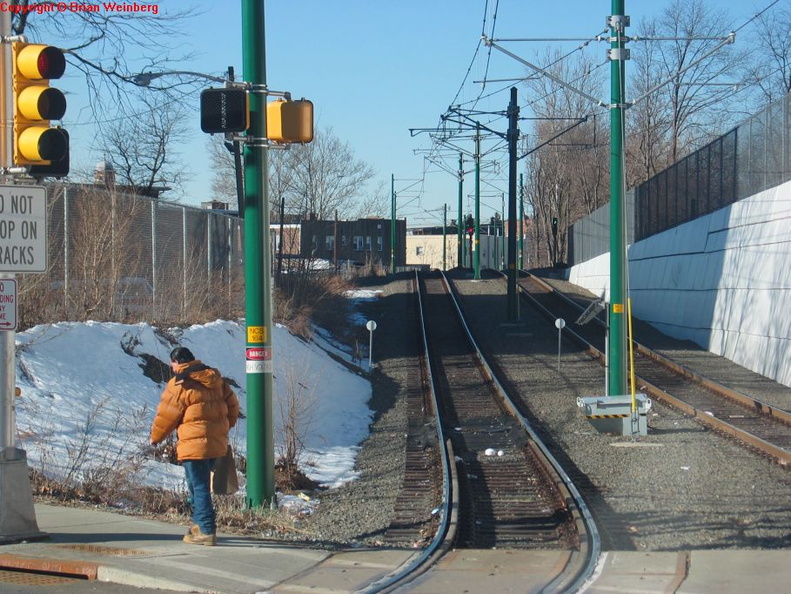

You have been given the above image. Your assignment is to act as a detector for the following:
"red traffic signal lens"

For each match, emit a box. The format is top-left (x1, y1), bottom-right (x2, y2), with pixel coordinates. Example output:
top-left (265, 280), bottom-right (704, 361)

top-left (36, 46), bottom-right (66, 79)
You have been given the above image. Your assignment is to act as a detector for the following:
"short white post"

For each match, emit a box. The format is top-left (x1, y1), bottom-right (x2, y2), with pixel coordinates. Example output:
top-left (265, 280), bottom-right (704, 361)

top-left (366, 320), bottom-right (377, 371)
top-left (555, 318), bottom-right (566, 372)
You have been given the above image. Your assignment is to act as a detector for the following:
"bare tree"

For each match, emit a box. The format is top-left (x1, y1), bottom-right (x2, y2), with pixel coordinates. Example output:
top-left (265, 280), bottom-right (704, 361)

top-left (101, 93), bottom-right (190, 198)
top-left (68, 186), bottom-right (147, 321)
top-left (283, 127), bottom-right (376, 220)
top-left (635, 0), bottom-right (747, 163)
top-left (11, 1), bottom-right (201, 115)
top-left (350, 179), bottom-right (390, 219)
top-left (208, 136), bottom-right (239, 204)
top-left (522, 49), bottom-right (607, 265)
top-left (12, 1), bottom-right (205, 198)
top-left (747, 4), bottom-right (791, 105)
top-left (626, 19), bottom-right (674, 189)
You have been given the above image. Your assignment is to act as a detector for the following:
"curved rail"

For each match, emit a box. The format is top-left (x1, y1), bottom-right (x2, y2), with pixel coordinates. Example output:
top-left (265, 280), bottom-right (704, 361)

top-left (362, 272), bottom-right (457, 593)
top-left (519, 271), bottom-right (791, 467)
top-left (439, 271), bottom-right (600, 591)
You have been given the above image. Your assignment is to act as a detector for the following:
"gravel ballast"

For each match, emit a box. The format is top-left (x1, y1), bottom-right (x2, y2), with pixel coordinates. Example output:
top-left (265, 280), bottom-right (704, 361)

top-left (296, 272), bottom-right (791, 551)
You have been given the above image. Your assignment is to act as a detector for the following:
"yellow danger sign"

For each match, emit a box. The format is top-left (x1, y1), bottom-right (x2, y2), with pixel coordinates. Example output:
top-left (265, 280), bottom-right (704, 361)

top-left (247, 325), bottom-right (267, 344)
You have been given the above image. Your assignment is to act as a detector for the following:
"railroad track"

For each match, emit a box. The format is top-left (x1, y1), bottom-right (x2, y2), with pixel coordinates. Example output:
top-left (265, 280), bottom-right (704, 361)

top-left (364, 271), bottom-right (598, 593)
top-left (516, 272), bottom-right (791, 466)
top-left (421, 271), bottom-right (579, 549)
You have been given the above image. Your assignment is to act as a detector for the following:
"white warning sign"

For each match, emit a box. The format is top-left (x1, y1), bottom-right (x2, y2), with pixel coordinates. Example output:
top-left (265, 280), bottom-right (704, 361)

top-left (0, 185), bottom-right (48, 273)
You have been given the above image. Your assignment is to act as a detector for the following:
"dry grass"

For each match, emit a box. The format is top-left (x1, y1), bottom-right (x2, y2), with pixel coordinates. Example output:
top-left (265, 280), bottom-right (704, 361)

top-left (24, 269), bottom-right (358, 538)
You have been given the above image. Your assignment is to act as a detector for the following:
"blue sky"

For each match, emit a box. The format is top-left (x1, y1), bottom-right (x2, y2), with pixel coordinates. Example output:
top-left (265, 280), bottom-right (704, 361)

top-left (57, 0), bottom-right (770, 227)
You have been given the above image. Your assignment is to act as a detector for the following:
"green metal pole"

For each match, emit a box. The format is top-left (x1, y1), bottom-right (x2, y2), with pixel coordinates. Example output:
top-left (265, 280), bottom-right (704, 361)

top-left (506, 87), bottom-right (519, 320)
top-left (390, 173), bottom-right (395, 273)
top-left (518, 172), bottom-right (524, 269)
top-left (242, 0), bottom-right (275, 507)
top-left (501, 195), bottom-right (505, 270)
top-left (442, 204), bottom-right (447, 270)
top-left (457, 154), bottom-right (463, 269)
top-left (608, 0), bottom-right (628, 396)
top-left (474, 124), bottom-right (481, 280)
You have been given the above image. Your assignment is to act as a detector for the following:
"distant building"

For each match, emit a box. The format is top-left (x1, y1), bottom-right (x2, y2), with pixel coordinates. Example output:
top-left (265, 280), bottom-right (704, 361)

top-left (201, 200), bottom-right (231, 211)
top-left (406, 230), bottom-right (458, 271)
top-left (94, 159), bottom-right (116, 187)
top-left (407, 219), bottom-right (531, 271)
top-left (300, 217), bottom-right (407, 270)
top-left (89, 160), bottom-right (169, 199)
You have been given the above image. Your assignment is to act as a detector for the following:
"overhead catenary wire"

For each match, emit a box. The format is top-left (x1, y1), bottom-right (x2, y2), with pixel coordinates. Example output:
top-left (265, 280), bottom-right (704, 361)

top-left (415, 0), bottom-right (784, 230)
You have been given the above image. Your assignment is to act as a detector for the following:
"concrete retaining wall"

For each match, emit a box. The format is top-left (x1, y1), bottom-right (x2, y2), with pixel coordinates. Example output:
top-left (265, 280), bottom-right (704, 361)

top-left (568, 180), bottom-right (791, 387)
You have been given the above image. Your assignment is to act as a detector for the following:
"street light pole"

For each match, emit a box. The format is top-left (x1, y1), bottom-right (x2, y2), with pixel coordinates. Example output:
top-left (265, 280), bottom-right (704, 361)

top-left (131, 70), bottom-right (227, 86)
top-left (242, 0), bottom-right (275, 507)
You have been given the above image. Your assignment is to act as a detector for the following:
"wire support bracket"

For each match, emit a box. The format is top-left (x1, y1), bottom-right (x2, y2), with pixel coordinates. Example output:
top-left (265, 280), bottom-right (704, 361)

top-left (606, 14), bottom-right (630, 32)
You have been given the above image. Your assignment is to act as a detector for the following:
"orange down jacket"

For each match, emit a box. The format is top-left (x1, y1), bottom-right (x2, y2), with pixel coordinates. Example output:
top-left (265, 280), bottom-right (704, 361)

top-left (150, 360), bottom-right (240, 461)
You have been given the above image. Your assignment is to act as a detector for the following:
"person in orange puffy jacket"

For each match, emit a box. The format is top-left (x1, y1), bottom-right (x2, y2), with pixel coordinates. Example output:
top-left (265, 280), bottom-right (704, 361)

top-left (150, 346), bottom-right (240, 546)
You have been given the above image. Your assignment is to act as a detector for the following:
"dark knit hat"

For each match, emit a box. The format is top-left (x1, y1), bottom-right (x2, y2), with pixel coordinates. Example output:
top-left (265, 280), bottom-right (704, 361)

top-left (170, 347), bottom-right (195, 364)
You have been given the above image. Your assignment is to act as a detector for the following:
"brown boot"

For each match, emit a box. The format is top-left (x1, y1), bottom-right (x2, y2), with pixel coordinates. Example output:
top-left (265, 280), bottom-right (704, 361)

top-left (187, 523), bottom-right (200, 536)
top-left (183, 528), bottom-right (216, 546)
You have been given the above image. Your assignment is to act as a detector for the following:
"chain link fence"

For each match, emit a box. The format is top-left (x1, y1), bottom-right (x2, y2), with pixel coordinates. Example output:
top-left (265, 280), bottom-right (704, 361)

top-left (569, 94), bottom-right (791, 264)
top-left (17, 184), bottom-right (245, 329)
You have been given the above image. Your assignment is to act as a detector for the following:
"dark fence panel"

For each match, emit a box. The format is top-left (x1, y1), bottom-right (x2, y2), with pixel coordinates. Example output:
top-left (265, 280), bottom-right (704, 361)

top-left (570, 95), bottom-right (791, 264)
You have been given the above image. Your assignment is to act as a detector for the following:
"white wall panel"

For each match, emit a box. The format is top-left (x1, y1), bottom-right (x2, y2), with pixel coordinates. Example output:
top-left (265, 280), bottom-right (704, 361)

top-left (568, 180), bottom-right (791, 387)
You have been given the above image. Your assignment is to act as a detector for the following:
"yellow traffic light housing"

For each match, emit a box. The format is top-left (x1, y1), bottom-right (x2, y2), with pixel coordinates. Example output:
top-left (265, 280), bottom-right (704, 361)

top-left (266, 98), bottom-right (313, 144)
top-left (12, 42), bottom-right (69, 171)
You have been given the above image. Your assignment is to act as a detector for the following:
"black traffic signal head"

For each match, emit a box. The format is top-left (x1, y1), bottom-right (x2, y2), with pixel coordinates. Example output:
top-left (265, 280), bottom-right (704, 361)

top-left (200, 88), bottom-right (249, 134)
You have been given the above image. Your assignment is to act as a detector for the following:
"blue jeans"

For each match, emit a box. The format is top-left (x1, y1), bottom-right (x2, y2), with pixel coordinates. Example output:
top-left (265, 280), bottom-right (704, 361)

top-left (183, 458), bottom-right (216, 535)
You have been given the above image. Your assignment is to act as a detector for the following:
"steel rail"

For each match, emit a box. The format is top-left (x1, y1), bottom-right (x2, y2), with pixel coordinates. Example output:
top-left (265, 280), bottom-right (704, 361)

top-left (362, 272), bottom-right (457, 593)
top-left (442, 271), bottom-right (601, 592)
top-left (519, 271), bottom-right (791, 467)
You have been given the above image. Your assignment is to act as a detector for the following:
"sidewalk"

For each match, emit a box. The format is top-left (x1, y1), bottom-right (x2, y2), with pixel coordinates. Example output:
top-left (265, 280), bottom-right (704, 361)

top-left (2, 504), bottom-right (790, 593)
top-left (0, 504), bottom-right (416, 593)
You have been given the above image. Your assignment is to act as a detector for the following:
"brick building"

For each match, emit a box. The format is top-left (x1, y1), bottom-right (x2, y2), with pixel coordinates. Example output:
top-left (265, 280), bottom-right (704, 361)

top-left (300, 217), bottom-right (407, 271)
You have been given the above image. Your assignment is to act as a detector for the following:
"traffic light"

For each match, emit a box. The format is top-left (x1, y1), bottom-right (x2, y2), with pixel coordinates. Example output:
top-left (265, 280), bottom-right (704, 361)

top-left (200, 88), bottom-right (249, 134)
top-left (552, 217), bottom-right (559, 235)
top-left (465, 214), bottom-right (474, 236)
top-left (29, 129), bottom-right (69, 178)
top-left (266, 98), bottom-right (314, 143)
top-left (12, 42), bottom-right (69, 174)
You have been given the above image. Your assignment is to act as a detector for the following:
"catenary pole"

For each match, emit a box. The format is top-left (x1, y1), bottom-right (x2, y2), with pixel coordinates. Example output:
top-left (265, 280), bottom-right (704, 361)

top-left (474, 124), bottom-right (481, 279)
top-left (390, 173), bottom-right (395, 273)
top-left (442, 203), bottom-right (447, 270)
top-left (242, 0), bottom-right (275, 507)
top-left (457, 153), bottom-right (463, 268)
top-left (519, 172), bottom-right (524, 269)
top-left (506, 87), bottom-right (519, 320)
top-left (608, 0), bottom-right (628, 396)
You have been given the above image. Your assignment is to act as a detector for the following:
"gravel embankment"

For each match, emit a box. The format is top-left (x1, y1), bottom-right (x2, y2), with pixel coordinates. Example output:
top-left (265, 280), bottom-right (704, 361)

top-left (295, 272), bottom-right (791, 551)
